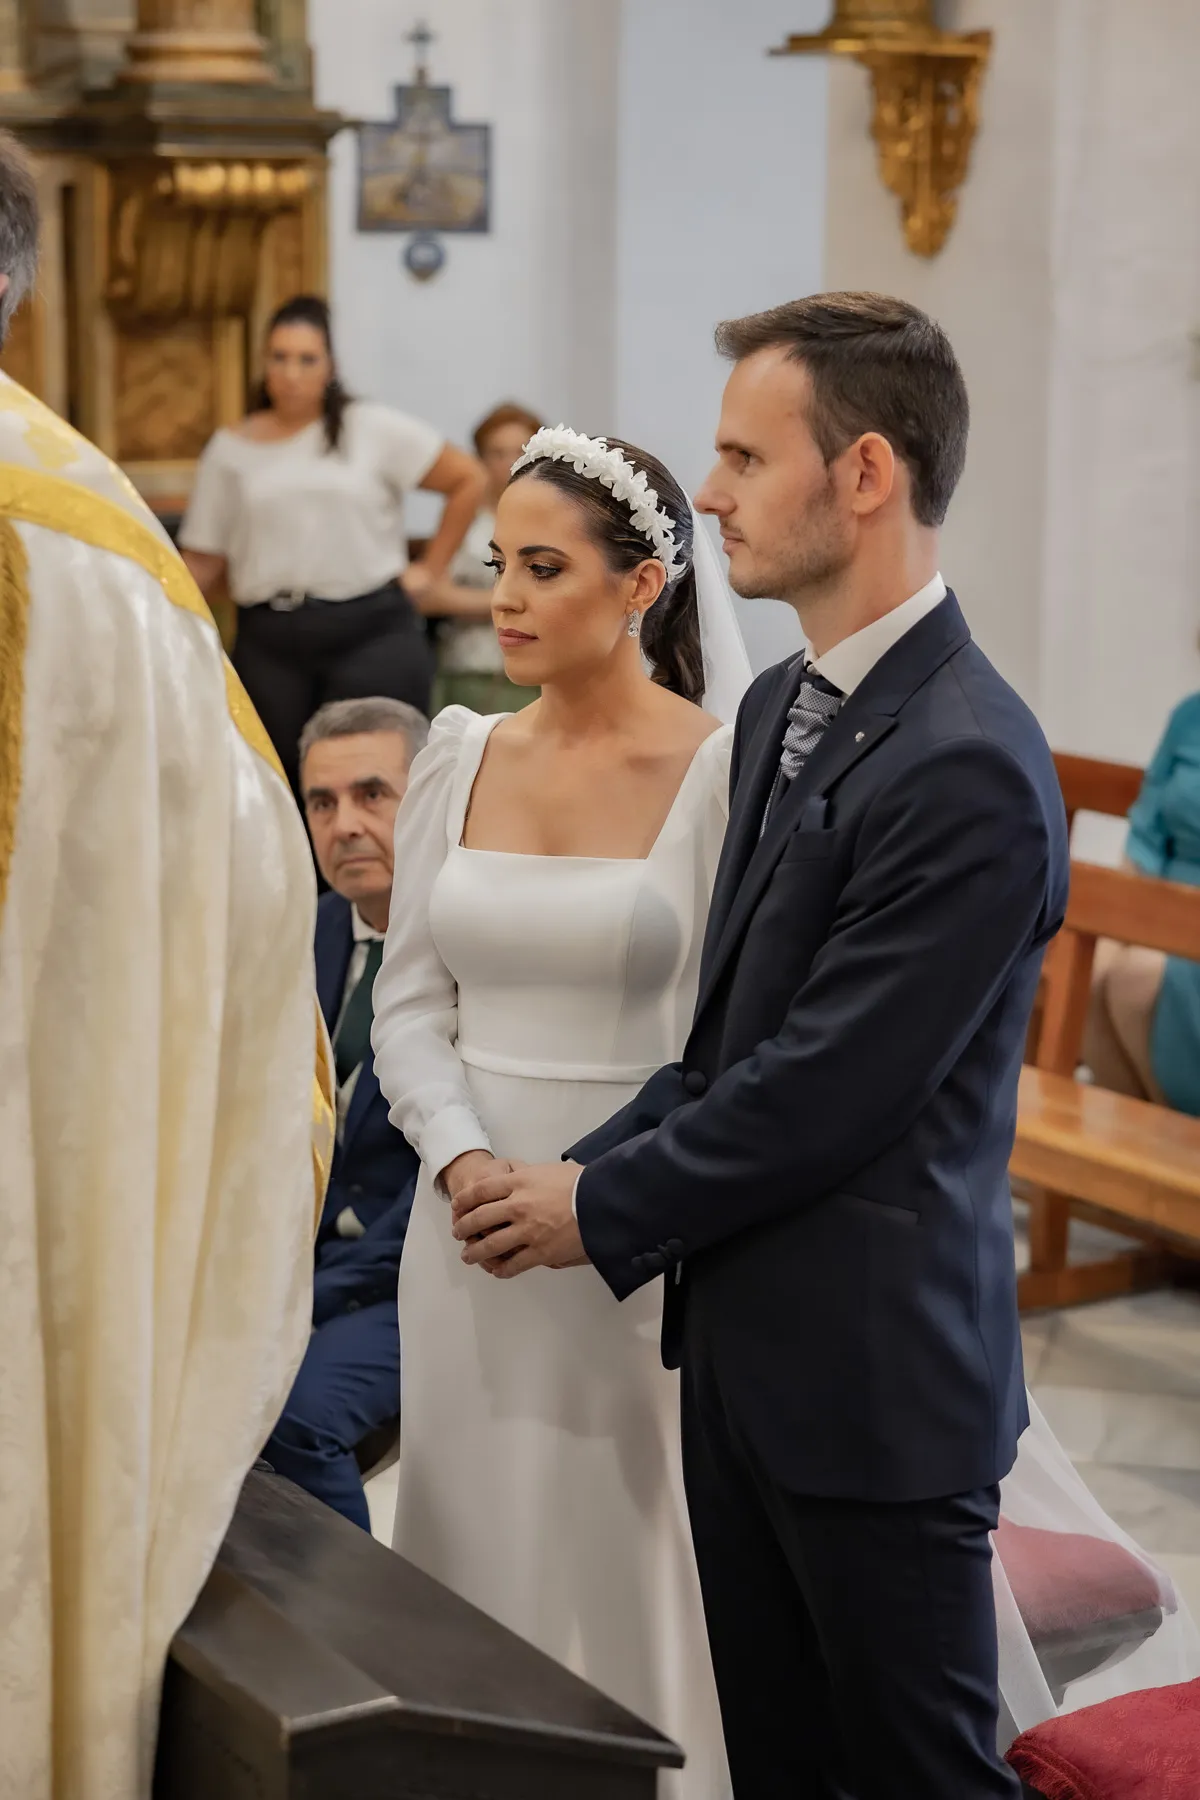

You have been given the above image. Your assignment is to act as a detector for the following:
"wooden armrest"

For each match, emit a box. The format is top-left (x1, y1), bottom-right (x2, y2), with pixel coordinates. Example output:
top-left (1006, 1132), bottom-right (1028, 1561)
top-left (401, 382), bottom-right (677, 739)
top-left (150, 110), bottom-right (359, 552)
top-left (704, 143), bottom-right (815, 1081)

top-left (1015, 1068), bottom-right (1200, 1242)
top-left (1054, 752), bottom-right (1143, 822)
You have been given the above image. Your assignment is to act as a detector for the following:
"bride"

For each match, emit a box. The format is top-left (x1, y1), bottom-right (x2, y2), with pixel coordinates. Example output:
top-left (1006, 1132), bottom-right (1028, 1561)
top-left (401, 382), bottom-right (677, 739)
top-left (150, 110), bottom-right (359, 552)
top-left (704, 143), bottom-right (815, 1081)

top-left (372, 426), bottom-right (1198, 1789)
top-left (371, 428), bottom-right (747, 1796)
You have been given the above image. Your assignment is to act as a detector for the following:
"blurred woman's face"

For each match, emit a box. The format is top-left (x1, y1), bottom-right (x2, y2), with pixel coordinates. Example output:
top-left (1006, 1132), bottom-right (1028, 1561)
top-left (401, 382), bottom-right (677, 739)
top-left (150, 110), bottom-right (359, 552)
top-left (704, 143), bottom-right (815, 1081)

top-left (487, 475), bottom-right (663, 689)
top-left (479, 420), bottom-right (535, 505)
top-left (264, 323), bottom-right (333, 419)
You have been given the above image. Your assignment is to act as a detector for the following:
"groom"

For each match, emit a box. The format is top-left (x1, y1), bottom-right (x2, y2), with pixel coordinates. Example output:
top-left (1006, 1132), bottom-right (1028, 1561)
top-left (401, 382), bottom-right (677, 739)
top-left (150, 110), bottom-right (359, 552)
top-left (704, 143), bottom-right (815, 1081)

top-left (452, 293), bottom-right (1068, 1798)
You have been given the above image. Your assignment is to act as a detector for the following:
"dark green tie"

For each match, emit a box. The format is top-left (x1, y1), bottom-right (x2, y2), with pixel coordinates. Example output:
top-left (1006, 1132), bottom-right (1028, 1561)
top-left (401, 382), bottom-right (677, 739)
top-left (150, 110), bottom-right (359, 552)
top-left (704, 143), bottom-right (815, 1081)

top-left (334, 939), bottom-right (384, 1087)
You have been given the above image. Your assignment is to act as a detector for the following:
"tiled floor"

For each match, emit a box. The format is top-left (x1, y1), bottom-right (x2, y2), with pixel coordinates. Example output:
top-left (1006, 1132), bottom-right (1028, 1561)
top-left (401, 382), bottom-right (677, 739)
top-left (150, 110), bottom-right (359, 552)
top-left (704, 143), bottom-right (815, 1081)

top-left (1016, 1206), bottom-right (1200, 1619)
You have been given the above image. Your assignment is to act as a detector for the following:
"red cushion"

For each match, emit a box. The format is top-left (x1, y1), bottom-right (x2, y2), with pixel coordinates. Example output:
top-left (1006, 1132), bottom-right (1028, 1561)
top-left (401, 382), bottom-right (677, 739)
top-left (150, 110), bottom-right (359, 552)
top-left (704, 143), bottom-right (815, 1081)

top-left (995, 1519), bottom-right (1163, 1640)
top-left (1007, 1677), bottom-right (1200, 1798)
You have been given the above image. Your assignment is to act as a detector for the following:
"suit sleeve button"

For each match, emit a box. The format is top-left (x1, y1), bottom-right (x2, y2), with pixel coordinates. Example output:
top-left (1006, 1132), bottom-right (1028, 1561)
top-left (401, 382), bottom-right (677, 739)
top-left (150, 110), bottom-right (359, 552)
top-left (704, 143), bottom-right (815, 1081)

top-left (664, 1239), bottom-right (684, 1259)
top-left (683, 1070), bottom-right (707, 1096)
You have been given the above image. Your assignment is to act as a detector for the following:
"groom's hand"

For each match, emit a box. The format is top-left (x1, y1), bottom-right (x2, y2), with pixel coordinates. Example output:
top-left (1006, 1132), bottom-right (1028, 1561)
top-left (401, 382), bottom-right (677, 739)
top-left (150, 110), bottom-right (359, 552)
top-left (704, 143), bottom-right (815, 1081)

top-left (451, 1161), bottom-right (589, 1277)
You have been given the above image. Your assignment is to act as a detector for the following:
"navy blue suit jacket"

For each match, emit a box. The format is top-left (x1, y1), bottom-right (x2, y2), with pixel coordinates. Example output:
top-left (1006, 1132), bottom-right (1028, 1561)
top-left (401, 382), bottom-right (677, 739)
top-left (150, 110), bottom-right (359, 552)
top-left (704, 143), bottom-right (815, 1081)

top-left (313, 893), bottom-right (420, 1328)
top-left (571, 595), bottom-right (1069, 1503)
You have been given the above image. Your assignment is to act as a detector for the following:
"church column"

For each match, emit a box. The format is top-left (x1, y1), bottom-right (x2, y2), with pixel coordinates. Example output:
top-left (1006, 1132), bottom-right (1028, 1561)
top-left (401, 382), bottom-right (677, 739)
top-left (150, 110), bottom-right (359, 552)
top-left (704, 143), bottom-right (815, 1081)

top-left (119, 0), bottom-right (272, 84)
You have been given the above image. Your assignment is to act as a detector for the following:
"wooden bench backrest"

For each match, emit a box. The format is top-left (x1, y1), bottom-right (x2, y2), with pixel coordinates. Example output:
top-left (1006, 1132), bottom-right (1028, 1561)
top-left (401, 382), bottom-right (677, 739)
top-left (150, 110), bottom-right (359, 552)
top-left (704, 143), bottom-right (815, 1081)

top-left (1033, 861), bottom-right (1200, 1077)
top-left (1053, 752), bottom-right (1144, 831)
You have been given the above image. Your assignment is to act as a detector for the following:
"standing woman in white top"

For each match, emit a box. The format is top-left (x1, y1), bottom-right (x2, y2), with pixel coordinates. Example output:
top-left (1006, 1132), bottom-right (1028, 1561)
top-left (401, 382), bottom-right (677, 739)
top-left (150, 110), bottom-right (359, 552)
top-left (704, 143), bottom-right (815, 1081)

top-left (179, 295), bottom-right (486, 792)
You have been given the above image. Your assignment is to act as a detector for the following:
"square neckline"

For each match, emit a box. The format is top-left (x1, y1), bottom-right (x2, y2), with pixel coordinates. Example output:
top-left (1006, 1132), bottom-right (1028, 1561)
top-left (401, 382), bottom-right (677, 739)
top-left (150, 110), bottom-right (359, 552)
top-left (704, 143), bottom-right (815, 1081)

top-left (455, 710), bottom-right (727, 866)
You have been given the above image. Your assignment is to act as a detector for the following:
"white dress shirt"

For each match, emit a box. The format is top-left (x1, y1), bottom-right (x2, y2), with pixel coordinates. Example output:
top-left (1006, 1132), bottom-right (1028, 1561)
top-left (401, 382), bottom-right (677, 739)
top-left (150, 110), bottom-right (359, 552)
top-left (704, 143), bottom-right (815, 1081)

top-left (809, 572), bottom-right (947, 695)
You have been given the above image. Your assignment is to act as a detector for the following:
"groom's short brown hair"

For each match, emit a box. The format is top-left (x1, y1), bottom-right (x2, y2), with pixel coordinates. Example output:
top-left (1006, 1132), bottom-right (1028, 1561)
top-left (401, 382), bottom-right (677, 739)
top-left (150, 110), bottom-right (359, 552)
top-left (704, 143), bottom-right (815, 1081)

top-left (715, 292), bottom-right (968, 530)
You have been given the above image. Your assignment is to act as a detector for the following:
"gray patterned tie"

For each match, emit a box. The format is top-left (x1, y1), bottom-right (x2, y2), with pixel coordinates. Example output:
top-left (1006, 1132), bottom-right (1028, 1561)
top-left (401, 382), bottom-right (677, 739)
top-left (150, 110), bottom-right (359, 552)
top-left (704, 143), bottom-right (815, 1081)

top-left (762, 661), bottom-right (844, 830)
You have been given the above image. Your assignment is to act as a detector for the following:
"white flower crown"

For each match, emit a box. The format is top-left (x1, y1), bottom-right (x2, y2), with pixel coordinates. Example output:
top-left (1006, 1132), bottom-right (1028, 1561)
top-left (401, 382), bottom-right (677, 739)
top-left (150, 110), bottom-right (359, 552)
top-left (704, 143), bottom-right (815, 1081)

top-left (511, 425), bottom-right (687, 583)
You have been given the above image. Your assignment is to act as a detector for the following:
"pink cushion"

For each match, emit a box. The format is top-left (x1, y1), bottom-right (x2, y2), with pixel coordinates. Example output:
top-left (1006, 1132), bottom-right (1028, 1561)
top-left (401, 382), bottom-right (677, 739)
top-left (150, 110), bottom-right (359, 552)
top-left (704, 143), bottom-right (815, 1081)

top-left (995, 1519), bottom-right (1162, 1641)
top-left (1007, 1677), bottom-right (1200, 1798)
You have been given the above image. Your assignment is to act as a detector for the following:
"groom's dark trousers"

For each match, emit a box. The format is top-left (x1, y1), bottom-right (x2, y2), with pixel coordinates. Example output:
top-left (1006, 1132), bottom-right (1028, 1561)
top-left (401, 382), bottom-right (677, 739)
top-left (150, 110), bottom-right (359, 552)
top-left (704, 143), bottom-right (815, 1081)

top-left (570, 595), bottom-right (1069, 1800)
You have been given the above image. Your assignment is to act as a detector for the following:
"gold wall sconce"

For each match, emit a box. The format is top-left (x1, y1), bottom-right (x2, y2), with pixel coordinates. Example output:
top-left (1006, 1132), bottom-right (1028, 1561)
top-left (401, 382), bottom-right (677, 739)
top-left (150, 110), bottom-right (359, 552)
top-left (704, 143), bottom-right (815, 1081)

top-left (773, 2), bottom-right (992, 257)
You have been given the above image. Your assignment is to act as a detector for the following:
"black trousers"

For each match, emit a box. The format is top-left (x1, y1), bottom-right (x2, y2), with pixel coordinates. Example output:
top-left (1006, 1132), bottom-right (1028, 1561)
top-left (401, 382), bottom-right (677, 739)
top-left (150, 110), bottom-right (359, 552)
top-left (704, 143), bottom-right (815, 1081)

top-left (682, 1349), bottom-right (1020, 1800)
top-left (233, 584), bottom-right (435, 796)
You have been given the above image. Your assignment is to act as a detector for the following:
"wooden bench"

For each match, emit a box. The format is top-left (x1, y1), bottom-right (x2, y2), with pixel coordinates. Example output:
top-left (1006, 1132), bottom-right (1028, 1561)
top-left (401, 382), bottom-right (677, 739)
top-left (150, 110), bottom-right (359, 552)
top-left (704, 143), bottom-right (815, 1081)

top-left (153, 1469), bottom-right (682, 1799)
top-left (1015, 860), bottom-right (1200, 1310)
top-left (1025, 755), bottom-right (1144, 1059)
top-left (1053, 752), bottom-right (1144, 836)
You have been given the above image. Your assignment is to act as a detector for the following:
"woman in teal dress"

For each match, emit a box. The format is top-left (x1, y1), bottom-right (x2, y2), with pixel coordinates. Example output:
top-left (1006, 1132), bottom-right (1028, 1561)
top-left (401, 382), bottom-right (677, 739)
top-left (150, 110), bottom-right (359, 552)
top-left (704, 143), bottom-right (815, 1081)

top-left (1086, 693), bottom-right (1200, 1114)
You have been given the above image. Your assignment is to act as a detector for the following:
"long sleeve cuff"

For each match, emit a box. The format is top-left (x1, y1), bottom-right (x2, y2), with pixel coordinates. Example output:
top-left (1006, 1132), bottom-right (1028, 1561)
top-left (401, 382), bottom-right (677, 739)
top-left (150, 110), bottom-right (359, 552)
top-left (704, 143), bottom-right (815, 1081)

top-left (406, 1105), bottom-right (492, 1196)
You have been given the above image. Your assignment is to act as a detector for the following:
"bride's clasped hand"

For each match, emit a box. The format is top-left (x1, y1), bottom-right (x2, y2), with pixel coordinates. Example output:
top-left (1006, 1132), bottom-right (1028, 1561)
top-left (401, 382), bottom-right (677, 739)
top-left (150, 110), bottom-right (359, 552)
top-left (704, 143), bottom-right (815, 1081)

top-left (450, 1158), bottom-right (586, 1273)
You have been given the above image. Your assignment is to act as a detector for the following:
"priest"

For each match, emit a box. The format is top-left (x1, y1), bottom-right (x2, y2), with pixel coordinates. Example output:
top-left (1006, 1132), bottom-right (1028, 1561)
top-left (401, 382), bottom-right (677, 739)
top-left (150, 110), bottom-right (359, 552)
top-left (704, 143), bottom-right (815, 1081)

top-left (0, 131), bottom-right (334, 1800)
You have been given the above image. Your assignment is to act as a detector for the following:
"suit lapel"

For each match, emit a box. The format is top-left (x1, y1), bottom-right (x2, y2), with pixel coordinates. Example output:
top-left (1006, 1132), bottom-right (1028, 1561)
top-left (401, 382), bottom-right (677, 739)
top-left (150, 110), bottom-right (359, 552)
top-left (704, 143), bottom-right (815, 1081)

top-left (695, 592), bottom-right (971, 1019)
top-left (703, 657), bottom-right (806, 959)
top-left (696, 703), bottom-right (896, 1015)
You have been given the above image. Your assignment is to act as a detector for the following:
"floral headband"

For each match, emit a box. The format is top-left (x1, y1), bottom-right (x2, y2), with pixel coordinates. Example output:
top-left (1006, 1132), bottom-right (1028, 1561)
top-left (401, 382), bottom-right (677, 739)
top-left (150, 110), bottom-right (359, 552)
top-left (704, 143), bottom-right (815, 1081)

top-left (511, 425), bottom-right (687, 583)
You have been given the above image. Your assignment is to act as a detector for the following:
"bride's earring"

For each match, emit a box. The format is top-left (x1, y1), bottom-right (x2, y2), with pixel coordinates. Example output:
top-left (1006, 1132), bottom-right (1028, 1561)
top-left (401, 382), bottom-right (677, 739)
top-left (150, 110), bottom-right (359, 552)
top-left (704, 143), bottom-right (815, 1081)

top-left (626, 612), bottom-right (642, 639)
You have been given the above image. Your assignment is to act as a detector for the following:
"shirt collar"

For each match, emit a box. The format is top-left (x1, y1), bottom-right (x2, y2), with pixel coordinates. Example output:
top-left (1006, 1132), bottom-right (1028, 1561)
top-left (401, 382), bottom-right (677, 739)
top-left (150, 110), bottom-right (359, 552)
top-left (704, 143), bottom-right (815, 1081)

top-left (351, 905), bottom-right (386, 943)
top-left (809, 573), bottom-right (947, 697)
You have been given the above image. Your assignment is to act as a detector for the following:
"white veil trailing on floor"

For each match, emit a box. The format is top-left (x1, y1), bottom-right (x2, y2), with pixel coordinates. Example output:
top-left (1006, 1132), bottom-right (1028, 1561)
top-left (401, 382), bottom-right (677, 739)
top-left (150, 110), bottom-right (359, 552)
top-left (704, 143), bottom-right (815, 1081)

top-left (993, 1394), bottom-right (1200, 1746)
top-left (689, 506), bottom-right (754, 725)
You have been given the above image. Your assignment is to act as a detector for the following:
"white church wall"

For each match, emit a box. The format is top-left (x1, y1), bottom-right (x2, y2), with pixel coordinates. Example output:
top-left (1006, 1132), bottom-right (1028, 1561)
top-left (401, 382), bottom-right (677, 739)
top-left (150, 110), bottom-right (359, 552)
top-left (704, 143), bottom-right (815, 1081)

top-left (1038, 0), bottom-right (1200, 767)
top-left (309, 0), bottom-right (620, 473)
top-left (825, 0), bottom-right (1200, 767)
top-left (308, 0), bottom-right (831, 670)
top-left (614, 0), bottom-right (829, 669)
top-left (824, 0), bottom-right (1056, 708)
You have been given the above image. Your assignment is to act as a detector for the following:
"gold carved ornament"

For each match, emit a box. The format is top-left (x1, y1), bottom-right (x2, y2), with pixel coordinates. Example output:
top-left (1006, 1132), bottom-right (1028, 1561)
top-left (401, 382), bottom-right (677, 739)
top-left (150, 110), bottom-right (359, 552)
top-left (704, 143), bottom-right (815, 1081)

top-left (107, 159), bottom-right (313, 323)
top-left (774, 2), bottom-right (992, 257)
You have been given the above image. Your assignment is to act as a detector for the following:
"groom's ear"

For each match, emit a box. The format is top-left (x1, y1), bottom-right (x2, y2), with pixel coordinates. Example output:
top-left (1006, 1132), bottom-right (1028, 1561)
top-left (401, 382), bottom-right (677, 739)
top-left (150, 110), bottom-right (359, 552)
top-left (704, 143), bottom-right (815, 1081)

top-left (845, 432), bottom-right (897, 518)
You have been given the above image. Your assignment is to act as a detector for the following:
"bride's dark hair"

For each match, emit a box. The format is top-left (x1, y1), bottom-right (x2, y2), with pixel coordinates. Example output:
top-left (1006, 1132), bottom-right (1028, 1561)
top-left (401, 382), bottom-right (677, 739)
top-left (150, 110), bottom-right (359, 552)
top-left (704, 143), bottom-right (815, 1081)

top-left (507, 440), bottom-right (705, 704)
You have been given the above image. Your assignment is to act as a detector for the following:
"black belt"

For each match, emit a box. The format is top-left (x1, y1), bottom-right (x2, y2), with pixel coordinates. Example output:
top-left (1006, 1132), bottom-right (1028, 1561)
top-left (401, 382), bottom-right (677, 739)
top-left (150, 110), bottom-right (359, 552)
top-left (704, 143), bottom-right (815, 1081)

top-left (265, 580), bottom-right (402, 613)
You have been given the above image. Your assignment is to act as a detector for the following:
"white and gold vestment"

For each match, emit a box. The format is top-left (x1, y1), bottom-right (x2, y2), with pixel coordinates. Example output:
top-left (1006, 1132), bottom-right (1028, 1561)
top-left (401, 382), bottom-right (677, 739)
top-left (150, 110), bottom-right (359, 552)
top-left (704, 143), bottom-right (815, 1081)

top-left (0, 374), bottom-right (334, 1800)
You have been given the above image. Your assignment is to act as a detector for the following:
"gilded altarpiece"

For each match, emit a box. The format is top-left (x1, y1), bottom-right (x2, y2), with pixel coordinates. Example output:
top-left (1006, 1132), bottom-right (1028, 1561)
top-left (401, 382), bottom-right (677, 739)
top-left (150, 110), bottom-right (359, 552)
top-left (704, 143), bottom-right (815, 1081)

top-left (0, 0), bottom-right (339, 515)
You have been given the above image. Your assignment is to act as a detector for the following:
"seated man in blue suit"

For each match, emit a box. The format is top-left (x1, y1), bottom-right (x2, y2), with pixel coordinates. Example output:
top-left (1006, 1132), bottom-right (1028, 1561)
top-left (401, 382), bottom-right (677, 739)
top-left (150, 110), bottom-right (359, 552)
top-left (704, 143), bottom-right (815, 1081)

top-left (264, 696), bottom-right (428, 1530)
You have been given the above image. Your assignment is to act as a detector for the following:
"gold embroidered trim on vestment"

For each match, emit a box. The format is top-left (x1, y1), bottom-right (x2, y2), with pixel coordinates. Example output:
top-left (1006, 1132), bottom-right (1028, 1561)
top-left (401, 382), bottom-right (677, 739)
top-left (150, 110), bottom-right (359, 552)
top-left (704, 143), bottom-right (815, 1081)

top-left (312, 1016), bottom-right (336, 1230)
top-left (0, 373), bottom-right (96, 474)
top-left (0, 462), bottom-right (286, 781)
top-left (0, 463), bottom-right (335, 1217)
top-left (0, 517), bottom-right (29, 937)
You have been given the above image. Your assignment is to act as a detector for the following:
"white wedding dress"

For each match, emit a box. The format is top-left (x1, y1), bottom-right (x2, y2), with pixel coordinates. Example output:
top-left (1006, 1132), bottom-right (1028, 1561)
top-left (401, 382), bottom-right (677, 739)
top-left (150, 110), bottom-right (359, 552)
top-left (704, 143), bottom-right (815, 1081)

top-left (372, 705), bottom-right (733, 1799)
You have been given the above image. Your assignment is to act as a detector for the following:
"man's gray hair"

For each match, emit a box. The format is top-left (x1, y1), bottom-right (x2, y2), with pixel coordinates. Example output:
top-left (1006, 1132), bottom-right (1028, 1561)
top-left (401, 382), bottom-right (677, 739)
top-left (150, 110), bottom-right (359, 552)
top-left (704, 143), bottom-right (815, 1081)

top-left (0, 131), bottom-right (39, 347)
top-left (298, 696), bottom-right (430, 769)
